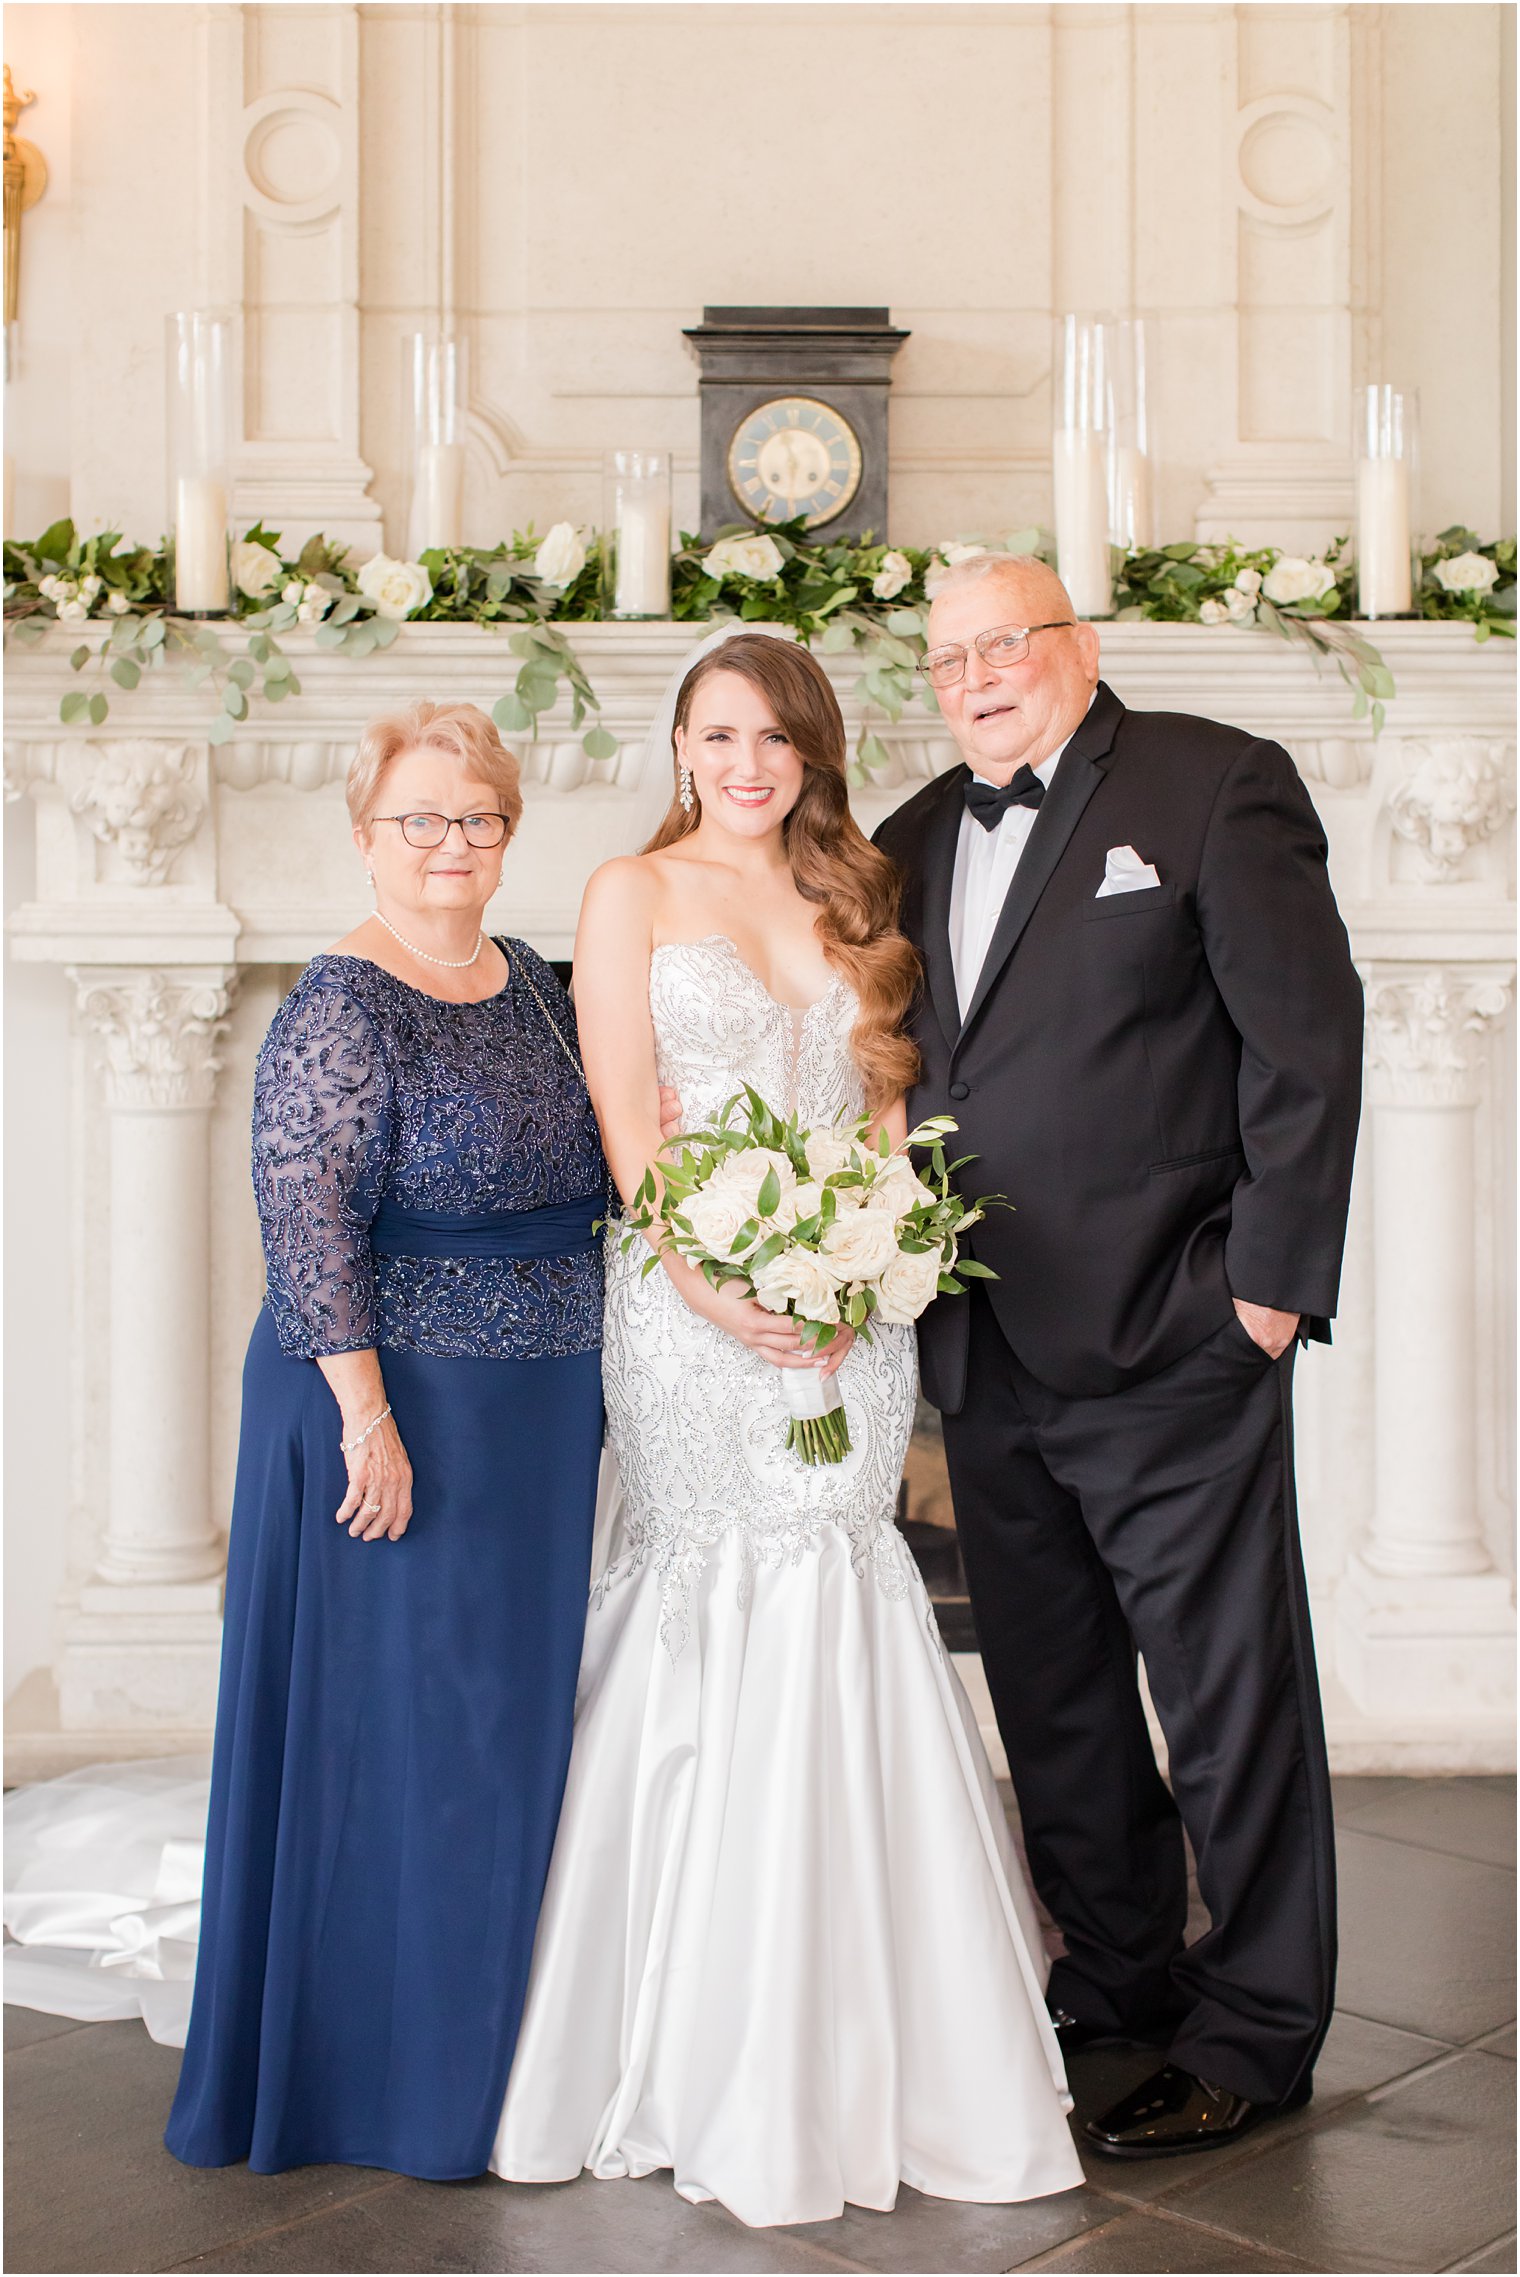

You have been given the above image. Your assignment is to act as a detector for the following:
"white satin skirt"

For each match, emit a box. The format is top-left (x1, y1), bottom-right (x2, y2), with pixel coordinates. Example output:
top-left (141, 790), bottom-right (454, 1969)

top-left (490, 1519), bottom-right (1084, 2228)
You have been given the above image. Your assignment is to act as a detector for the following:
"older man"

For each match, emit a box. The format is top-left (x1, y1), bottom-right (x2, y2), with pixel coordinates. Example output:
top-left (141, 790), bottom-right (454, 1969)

top-left (874, 555), bottom-right (1363, 2158)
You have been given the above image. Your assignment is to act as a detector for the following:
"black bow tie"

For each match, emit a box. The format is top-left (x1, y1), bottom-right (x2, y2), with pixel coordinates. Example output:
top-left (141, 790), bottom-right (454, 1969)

top-left (963, 765), bottom-right (1047, 830)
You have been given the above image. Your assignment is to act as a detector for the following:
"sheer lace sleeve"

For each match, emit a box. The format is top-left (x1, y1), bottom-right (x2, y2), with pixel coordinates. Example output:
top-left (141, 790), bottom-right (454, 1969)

top-left (252, 978), bottom-right (394, 1357)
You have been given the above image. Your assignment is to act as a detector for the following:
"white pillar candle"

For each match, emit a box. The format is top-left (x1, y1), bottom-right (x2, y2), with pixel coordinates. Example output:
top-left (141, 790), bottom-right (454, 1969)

top-left (408, 439), bottom-right (466, 557)
top-left (1110, 444), bottom-right (1152, 553)
top-left (1052, 427), bottom-right (1111, 618)
top-left (1356, 456), bottom-right (1412, 617)
top-left (174, 475), bottom-right (229, 614)
top-left (614, 488), bottom-right (671, 617)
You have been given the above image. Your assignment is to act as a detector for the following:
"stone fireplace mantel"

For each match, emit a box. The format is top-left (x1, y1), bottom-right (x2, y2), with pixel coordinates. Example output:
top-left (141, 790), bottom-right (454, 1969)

top-left (5, 621), bottom-right (1515, 1773)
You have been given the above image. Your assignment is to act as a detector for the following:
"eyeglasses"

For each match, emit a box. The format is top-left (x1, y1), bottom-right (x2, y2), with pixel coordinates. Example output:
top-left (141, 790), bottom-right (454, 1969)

top-left (916, 620), bottom-right (1076, 689)
top-left (373, 812), bottom-right (511, 850)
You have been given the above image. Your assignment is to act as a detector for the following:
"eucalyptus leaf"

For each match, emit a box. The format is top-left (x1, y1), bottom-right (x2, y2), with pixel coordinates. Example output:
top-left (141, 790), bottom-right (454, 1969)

top-left (206, 710), bottom-right (236, 745)
top-left (223, 685), bottom-right (248, 720)
top-left (492, 693), bottom-right (533, 734)
top-left (69, 645), bottom-right (89, 672)
top-left (88, 693), bottom-right (109, 726)
top-left (227, 658), bottom-right (256, 689)
top-left (110, 658), bottom-right (140, 690)
top-left (582, 725), bottom-right (618, 760)
top-left (59, 690), bottom-right (90, 724)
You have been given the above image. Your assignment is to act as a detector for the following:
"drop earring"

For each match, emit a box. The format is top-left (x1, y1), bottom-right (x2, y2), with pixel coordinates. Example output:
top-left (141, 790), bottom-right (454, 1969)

top-left (366, 867), bottom-right (376, 891)
top-left (679, 764), bottom-right (695, 814)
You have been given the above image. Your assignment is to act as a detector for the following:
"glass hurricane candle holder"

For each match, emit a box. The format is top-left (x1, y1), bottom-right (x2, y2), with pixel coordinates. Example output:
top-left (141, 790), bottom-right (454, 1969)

top-left (603, 449), bottom-right (672, 619)
top-left (166, 310), bottom-right (235, 616)
top-left (1051, 313), bottom-right (1115, 618)
top-left (1355, 385), bottom-right (1419, 619)
top-left (405, 334), bottom-right (468, 558)
top-left (1109, 316), bottom-right (1154, 555)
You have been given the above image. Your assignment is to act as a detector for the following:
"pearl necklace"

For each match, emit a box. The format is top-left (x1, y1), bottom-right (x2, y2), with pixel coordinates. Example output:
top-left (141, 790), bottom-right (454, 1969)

top-left (372, 907), bottom-right (485, 970)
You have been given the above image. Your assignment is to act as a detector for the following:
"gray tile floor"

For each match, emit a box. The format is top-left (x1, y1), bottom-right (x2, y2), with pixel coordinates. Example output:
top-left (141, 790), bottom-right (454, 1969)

top-left (4, 1777), bottom-right (1513, 2276)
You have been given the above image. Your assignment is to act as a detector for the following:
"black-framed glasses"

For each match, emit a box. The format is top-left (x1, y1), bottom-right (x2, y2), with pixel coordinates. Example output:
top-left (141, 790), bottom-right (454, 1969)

top-left (373, 811), bottom-right (511, 850)
top-left (916, 620), bottom-right (1076, 688)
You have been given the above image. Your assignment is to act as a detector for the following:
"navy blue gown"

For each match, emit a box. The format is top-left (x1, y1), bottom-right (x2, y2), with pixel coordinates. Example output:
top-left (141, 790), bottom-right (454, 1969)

top-left (165, 941), bottom-right (606, 2179)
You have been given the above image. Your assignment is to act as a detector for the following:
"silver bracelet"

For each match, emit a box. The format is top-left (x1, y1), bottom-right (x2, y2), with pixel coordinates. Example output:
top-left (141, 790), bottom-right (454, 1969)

top-left (340, 1402), bottom-right (392, 1454)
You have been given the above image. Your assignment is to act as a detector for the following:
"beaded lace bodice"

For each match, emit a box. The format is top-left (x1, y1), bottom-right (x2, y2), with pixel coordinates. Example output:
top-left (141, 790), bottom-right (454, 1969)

top-left (600, 937), bottom-right (920, 1656)
top-left (252, 942), bottom-right (605, 1361)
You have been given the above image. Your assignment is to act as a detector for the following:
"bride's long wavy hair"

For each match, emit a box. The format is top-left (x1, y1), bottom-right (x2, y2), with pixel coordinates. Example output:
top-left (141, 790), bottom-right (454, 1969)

top-left (642, 634), bottom-right (919, 1115)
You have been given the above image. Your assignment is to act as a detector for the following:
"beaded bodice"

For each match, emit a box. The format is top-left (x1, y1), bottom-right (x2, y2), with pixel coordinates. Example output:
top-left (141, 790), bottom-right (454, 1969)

top-left (252, 941), bottom-right (605, 1361)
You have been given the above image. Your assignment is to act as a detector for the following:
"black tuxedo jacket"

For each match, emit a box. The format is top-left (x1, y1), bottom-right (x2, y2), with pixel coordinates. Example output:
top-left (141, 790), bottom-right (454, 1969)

top-left (873, 681), bottom-right (1364, 1406)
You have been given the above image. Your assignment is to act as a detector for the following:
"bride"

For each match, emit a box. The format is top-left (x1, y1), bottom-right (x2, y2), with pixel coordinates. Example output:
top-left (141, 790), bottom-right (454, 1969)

top-left (489, 629), bottom-right (1082, 2225)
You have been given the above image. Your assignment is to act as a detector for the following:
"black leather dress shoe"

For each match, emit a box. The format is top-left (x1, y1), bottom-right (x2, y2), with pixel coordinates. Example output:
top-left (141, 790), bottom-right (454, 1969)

top-left (1083, 2061), bottom-right (1311, 2159)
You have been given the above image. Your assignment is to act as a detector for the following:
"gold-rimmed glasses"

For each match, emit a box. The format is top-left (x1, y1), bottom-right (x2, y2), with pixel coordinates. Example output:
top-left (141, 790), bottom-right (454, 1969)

top-left (916, 620), bottom-right (1076, 689)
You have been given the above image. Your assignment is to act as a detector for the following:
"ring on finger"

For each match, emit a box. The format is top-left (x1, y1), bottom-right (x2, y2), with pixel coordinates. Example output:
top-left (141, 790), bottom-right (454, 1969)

top-left (364, 1499), bottom-right (381, 1512)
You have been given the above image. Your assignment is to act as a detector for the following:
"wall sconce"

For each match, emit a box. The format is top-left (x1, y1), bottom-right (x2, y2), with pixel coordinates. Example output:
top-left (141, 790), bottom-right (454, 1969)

top-left (4, 65), bottom-right (48, 349)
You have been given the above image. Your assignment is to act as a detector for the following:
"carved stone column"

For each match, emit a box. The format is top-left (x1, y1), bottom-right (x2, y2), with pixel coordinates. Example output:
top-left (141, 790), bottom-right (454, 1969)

top-left (1336, 964), bottom-right (1516, 1723)
top-left (58, 967), bottom-right (238, 1730)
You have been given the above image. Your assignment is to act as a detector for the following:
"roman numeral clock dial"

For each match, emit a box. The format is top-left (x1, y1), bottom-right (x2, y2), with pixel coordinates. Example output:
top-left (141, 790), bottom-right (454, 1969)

top-left (727, 397), bottom-right (864, 530)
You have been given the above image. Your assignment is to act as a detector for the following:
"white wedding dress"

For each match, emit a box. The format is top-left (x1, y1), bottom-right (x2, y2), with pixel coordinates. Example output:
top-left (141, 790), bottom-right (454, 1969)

top-left (488, 935), bottom-right (1082, 2226)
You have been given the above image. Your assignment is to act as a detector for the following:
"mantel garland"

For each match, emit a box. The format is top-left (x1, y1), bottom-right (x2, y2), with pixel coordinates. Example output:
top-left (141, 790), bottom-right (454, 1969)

top-left (5, 517), bottom-right (1514, 781)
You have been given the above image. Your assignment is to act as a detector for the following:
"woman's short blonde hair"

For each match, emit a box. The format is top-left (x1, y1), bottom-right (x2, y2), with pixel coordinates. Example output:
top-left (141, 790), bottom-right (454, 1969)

top-left (346, 700), bottom-right (523, 836)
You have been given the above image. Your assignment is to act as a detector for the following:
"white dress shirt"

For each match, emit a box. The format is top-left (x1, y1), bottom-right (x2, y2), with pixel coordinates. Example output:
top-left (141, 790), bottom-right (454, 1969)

top-left (948, 709), bottom-right (1090, 1017)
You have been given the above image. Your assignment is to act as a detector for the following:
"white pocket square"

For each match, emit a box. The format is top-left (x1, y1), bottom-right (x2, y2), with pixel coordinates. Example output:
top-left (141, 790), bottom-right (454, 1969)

top-left (1095, 845), bottom-right (1162, 898)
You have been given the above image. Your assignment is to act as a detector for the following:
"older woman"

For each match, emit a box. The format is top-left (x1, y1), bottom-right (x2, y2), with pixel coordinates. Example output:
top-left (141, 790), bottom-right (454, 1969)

top-left (164, 700), bottom-right (606, 2179)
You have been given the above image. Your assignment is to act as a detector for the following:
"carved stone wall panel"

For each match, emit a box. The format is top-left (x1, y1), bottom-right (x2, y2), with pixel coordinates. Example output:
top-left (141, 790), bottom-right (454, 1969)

top-left (1384, 740), bottom-right (1516, 887)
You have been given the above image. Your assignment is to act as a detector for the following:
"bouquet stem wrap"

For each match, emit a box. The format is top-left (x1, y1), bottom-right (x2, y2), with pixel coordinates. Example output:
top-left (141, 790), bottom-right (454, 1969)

top-left (780, 1364), bottom-right (851, 1466)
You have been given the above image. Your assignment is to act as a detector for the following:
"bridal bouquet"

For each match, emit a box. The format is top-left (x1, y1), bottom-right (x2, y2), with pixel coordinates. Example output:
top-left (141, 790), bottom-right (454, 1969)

top-left (617, 1086), bottom-right (1001, 1464)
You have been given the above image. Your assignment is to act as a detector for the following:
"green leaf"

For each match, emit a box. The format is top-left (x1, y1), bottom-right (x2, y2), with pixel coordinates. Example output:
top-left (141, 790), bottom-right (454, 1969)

top-left (223, 684), bottom-right (248, 720)
top-left (109, 657), bottom-right (140, 690)
top-left (261, 649), bottom-right (292, 682)
top-left (369, 615), bottom-right (400, 648)
top-left (226, 657), bottom-right (256, 689)
top-left (264, 676), bottom-right (289, 701)
top-left (247, 634), bottom-right (270, 664)
top-left (582, 724), bottom-right (618, 760)
top-left (139, 617), bottom-right (166, 649)
top-left (955, 1258), bottom-right (998, 1278)
top-left (206, 710), bottom-right (236, 745)
top-left (87, 693), bottom-right (109, 725)
top-left (36, 518), bottom-right (77, 563)
top-left (492, 693), bottom-right (533, 734)
top-left (818, 621), bottom-right (855, 653)
top-left (59, 690), bottom-right (90, 724)
top-left (756, 1168), bottom-right (781, 1218)
top-left (69, 645), bottom-right (89, 671)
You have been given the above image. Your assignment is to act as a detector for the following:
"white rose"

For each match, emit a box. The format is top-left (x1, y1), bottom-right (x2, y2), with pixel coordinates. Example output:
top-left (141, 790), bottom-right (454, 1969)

top-left (106, 591), bottom-right (132, 616)
top-left (281, 580), bottom-right (305, 605)
top-left (751, 1246), bottom-right (840, 1324)
top-left (355, 552), bottom-right (433, 620)
top-left (707, 1146), bottom-right (797, 1218)
top-left (1198, 598), bottom-right (1229, 625)
top-left (56, 598), bottom-right (88, 623)
top-left (1434, 551), bottom-right (1499, 595)
top-left (940, 541), bottom-right (987, 567)
top-left (819, 1205), bottom-right (904, 1287)
top-left (702, 533), bottom-right (785, 582)
top-left (1222, 585), bottom-right (1257, 623)
top-left (873, 1245), bottom-right (947, 1325)
top-left (79, 573), bottom-right (103, 604)
top-left (864, 1152), bottom-right (931, 1223)
top-left (680, 1183), bottom-right (762, 1261)
top-left (788, 1179), bottom-right (825, 1225)
top-left (871, 550), bottom-right (912, 601)
top-left (1232, 567), bottom-right (1262, 596)
top-left (532, 521), bottom-right (588, 590)
top-left (1262, 555), bottom-right (1336, 605)
top-left (803, 1129), bottom-right (861, 1182)
top-left (39, 575), bottom-right (75, 604)
top-left (233, 542), bottom-right (283, 600)
top-left (297, 597), bottom-right (326, 623)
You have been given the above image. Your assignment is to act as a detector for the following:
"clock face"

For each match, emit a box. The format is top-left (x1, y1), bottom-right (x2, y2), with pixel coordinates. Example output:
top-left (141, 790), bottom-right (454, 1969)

top-left (727, 396), bottom-right (864, 529)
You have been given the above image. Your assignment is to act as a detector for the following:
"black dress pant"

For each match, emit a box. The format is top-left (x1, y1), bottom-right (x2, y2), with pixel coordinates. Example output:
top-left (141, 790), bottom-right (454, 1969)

top-left (940, 1287), bottom-right (1336, 2107)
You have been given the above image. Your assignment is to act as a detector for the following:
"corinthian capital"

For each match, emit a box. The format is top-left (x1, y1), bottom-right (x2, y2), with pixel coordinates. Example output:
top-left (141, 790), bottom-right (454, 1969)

top-left (1363, 964), bottom-right (1514, 1107)
top-left (73, 967), bottom-right (238, 1110)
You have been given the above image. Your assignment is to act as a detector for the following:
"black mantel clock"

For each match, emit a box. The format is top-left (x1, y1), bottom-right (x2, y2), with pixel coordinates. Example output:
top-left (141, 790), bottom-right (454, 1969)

top-left (683, 306), bottom-right (910, 542)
